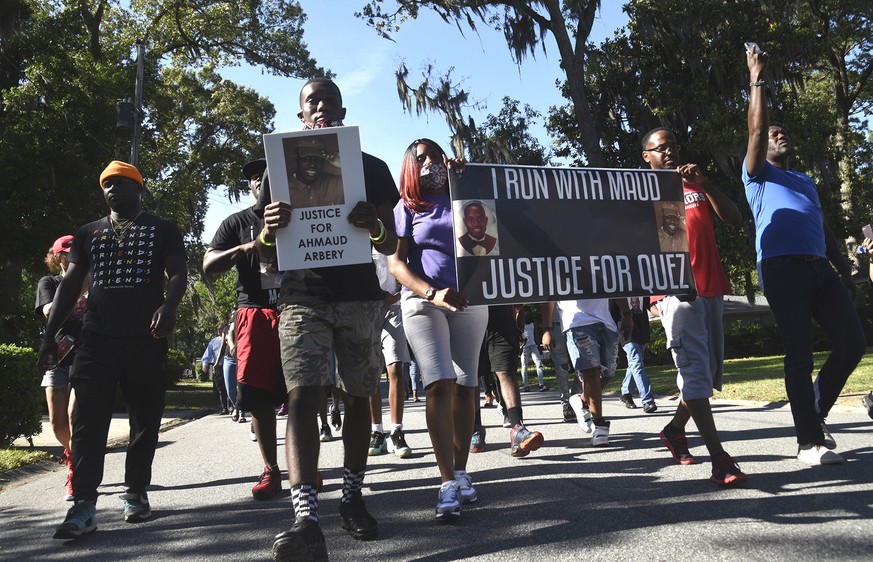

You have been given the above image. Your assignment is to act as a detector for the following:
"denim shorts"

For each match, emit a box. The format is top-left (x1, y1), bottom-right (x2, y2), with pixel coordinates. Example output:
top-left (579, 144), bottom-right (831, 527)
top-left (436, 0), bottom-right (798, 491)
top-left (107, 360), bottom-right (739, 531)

top-left (565, 322), bottom-right (618, 379)
top-left (41, 364), bottom-right (71, 388)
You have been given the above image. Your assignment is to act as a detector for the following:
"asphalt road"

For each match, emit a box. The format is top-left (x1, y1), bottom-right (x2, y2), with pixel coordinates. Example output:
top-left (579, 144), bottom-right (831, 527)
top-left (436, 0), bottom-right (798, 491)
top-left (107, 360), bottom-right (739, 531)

top-left (2, 387), bottom-right (872, 561)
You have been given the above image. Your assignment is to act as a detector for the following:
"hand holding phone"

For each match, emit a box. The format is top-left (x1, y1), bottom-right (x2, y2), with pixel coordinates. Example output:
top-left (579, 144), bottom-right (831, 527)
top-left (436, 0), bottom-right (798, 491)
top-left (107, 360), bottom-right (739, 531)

top-left (56, 335), bottom-right (77, 367)
top-left (863, 224), bottom-right (873, 241)
top-left (745, 42), bottom-right (762, 54)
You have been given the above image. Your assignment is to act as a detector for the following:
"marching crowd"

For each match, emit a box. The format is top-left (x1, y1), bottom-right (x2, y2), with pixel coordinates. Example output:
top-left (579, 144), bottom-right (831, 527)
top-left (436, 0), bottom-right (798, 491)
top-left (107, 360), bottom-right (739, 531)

top-left (34, 47), bottom-right (872, 562)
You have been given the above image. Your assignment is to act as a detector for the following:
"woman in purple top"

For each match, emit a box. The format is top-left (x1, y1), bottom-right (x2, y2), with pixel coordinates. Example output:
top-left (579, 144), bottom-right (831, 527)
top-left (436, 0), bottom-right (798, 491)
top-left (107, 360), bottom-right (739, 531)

top-left (388, 139), bottom-right (488, 520)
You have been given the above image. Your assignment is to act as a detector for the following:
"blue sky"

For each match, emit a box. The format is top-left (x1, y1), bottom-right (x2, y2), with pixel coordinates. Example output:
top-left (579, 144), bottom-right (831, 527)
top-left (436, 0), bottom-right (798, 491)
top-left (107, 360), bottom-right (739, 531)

top-left (203, 1), bottom-right (629, 241)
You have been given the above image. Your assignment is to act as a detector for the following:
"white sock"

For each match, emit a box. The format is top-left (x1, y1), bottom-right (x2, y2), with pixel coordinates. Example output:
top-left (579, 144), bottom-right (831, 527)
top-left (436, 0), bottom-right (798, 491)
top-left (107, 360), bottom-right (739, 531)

top-left (372, 423), bottom-right (384, 433)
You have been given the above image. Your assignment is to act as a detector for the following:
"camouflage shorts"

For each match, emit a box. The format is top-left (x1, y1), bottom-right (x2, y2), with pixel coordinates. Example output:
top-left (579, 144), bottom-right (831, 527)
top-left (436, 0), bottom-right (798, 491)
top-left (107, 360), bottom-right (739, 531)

top-left (278, 300), bottom-right (382, 397)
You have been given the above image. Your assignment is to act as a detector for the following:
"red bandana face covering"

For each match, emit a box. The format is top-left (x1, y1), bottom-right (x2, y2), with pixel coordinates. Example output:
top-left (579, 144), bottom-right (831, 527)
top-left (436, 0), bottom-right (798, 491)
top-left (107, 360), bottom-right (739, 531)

top-left (300, 119), bottom-right (344, 130)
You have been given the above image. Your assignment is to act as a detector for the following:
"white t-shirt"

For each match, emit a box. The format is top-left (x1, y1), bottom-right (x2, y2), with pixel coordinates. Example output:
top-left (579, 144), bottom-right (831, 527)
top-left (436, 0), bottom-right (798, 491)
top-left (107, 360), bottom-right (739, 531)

top-left (557, 299), bottom-right (617, 333)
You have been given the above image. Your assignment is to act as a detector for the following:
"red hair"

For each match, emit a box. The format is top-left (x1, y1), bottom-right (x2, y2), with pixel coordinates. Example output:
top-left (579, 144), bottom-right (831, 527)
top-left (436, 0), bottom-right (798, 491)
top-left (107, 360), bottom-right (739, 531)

top-left (399, 138), bottom-right (446, 214)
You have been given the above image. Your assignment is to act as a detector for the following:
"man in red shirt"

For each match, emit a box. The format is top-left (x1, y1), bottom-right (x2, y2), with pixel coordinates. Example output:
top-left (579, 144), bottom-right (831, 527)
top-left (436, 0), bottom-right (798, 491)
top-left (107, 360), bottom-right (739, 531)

top-left (642, 127), bottom-right (747, 487)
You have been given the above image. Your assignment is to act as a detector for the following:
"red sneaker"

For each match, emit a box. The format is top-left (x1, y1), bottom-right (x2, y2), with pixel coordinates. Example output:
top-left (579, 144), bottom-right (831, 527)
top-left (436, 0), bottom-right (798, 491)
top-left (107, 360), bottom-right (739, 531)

top-left (710, 452), bottom-right (747, 487)
top-left (659, 424), bottom-right (697, 465)
top-left (252, 466), bottom-right (281, 500)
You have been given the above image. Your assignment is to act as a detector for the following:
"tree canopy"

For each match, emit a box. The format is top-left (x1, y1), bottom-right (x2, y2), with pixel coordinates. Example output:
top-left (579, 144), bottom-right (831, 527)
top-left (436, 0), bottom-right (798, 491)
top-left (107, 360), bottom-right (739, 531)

top-left (0, 0), bottom-right (327, 347)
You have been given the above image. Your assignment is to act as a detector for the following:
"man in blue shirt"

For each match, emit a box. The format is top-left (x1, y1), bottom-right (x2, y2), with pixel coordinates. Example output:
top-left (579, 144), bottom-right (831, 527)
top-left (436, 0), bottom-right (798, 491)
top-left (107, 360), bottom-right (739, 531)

top-left (201, 325), bottom-right (228, 414)
top-left (744, 46), bottom-right (865, 466)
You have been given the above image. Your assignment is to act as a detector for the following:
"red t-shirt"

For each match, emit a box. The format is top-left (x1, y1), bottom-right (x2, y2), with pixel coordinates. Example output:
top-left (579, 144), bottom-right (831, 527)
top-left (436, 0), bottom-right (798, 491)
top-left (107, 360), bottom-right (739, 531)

top-left (652, 181), bottom-right (731, 305)
top-left (683, 181), bottom-right (731, 297)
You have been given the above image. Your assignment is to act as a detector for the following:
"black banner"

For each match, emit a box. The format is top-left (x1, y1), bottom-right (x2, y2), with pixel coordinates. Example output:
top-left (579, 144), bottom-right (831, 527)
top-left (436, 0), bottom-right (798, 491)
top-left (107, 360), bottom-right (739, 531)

top-left (449, 164), bottom-right (695, 305)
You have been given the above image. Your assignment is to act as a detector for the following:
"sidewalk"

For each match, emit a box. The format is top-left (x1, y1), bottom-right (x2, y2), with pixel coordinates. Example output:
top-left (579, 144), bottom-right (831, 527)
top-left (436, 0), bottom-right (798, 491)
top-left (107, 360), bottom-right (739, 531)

top-left (1, 390), bottom-right (871, 561)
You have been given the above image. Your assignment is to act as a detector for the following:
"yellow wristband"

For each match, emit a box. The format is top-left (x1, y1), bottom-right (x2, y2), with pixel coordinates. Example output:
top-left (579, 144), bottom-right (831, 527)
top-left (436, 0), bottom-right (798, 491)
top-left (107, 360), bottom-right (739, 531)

top-left (259, 232), bottom-right (275, 246)
top-left (369, 219), bottom-right (387, 244)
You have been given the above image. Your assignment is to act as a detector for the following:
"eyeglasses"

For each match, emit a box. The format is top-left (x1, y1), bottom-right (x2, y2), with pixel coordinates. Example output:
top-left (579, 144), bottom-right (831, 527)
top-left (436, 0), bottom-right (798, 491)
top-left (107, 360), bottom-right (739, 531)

top-left (644, 144), bottom-right (680, 154)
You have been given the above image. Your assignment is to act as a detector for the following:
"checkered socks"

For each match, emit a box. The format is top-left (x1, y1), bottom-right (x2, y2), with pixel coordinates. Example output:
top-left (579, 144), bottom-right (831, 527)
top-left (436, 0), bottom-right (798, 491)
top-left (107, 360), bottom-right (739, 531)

top-left (341, 467), bottom-right (366, 504)
top-left (291, 483), bottom-right (318, 522)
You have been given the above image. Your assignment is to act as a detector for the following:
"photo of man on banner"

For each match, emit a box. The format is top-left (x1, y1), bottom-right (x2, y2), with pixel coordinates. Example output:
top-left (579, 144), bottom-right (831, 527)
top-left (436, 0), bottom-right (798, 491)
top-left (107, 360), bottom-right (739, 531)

top-left (655, 201), bottom-right (687, 253)
top-left (283, 135), bottom-right (345, 209)
top-left (455, 200), bottom-right (500, 257)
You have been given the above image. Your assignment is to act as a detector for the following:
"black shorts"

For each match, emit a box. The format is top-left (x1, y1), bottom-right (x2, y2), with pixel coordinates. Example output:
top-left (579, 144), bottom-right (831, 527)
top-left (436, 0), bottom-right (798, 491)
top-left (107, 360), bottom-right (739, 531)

top-left (485, 331), bottom-right (519, 373)
top-left (236, 381), bottom-right (286, 411)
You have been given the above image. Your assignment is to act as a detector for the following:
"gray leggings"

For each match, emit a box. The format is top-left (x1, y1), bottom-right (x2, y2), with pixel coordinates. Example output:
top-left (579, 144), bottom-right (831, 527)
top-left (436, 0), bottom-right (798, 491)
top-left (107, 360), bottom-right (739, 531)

top-left (400, 293), bottom-right (488, 388)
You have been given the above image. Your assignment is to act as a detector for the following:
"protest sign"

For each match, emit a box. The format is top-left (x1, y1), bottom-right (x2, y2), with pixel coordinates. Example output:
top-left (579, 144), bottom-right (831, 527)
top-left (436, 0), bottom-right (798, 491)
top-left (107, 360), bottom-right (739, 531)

top-left (450, 164), bottom-right (694, 305)
top-left (263, 126), bottom-right (370, 271)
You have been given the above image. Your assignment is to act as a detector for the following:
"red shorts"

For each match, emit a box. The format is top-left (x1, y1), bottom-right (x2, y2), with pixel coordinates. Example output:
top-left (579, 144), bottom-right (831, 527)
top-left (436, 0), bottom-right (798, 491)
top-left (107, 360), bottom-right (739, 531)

top-left (236, 307), bottom-right (285, 400)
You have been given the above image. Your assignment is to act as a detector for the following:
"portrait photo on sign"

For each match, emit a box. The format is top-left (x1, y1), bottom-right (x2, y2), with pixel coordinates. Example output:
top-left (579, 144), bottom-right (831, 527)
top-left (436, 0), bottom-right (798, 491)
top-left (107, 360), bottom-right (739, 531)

top-left (282, 133), bottom-right (344, 209)
top-left (654, 200), bottom-right (687, 253)
top-left (453, 199), bottom-right (500, 257)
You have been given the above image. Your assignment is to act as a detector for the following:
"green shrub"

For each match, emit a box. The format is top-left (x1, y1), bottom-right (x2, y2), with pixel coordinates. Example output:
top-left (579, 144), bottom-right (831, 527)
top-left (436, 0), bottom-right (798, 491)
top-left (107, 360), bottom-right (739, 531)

top-left (723, 320), bottom-right (783, 358)
top-left (166, 348), bottom-right (188, 383)
top-left (0, 344), bottom-right (43, 447)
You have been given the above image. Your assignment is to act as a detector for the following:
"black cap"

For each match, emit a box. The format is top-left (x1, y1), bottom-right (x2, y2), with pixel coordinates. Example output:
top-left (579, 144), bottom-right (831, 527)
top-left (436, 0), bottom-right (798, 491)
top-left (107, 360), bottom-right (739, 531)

top-left (242, 158), bottom-right (267, 180)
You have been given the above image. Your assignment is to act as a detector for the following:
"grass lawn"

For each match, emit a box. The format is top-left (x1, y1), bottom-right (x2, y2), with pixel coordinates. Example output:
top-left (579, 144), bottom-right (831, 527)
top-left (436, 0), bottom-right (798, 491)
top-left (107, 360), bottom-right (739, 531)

top-left (165, 379), bottom-right (216, 411)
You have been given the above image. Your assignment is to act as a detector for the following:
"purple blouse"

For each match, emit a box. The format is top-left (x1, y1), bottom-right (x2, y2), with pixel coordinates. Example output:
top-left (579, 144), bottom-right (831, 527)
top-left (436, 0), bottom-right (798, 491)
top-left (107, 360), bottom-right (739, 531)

top-left (393, 194), bottom-right (457, 292)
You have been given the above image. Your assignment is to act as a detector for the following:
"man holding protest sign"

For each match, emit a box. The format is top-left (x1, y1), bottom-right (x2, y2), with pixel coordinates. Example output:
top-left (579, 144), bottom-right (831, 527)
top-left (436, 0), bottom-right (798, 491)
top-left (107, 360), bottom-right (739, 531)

top-left (641, 127), bottom-right (746, 487)
top-left (259, 78), bottom-right (399, 561)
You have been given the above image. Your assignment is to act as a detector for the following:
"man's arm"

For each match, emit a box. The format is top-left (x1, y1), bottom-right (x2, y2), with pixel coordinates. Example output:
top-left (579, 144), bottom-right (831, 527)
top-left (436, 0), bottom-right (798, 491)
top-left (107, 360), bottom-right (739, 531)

top-left (540, 302), bottom-right (556, 350)
top-left (347, 201), bottom-right (398, 256)
top-left (677, 164), bottom-right (741, 226)
top-left (36, 262), bottom-right (88, 372)
top-left (256, 201), bottom-right (292, 257)
top-left (203, 242), bottom-right (257, 275)
top-left (151, 254), bottom-right (187, 339)
top-left (745, 49), bottom-right (770, 177)
top-left (612, 298), bottom-right (634, 341)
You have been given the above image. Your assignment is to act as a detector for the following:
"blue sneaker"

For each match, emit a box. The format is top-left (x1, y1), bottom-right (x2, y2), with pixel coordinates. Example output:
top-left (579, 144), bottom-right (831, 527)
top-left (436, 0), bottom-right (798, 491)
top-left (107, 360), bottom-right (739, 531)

top-left (122, 491), bottom-right (151, 522)
top-left (435, 481), bottom-right (461, 519)
top-left (53, 500), bottom-right (97, 539)
top-left (454, 471), bottom-right (478, 504)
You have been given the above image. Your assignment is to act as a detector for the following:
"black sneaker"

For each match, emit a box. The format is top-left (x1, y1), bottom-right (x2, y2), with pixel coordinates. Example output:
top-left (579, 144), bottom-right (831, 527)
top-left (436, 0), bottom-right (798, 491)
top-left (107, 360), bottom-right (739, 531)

top-left (386, 428), bottom-right (412, 458)
top-left (368, 431), bottom-right (386, 455)
top-left (330, 407), bottom-right (342, 431)
top-left (272, 517), bottom-right (328, 562)
top-left (642, 401), bottom-right (658, 414)
top-left (338, 493), bottom-right (379, 540)
top-left (562, 401), bottom-right (577, 422)
top-left (620, 394), bottom-right (638, 409)
top-left (539, 384), bottom-right (549, 392)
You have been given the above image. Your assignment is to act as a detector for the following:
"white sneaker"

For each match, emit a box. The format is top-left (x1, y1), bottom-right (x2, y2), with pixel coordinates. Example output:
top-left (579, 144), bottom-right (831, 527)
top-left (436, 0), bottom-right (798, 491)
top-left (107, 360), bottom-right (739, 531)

top-left (591, 421), bottom-right (610, 447)
top-left (797, 444), bottom-right (844, 465)
top-left (435, 481), bottom-right (461, 518)
top-left (249, 425), bottom-right (257, 442)
top-left (454, 471), bottom-right (478, 504)
top-left (569, 394), bottom-right (593, 433)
